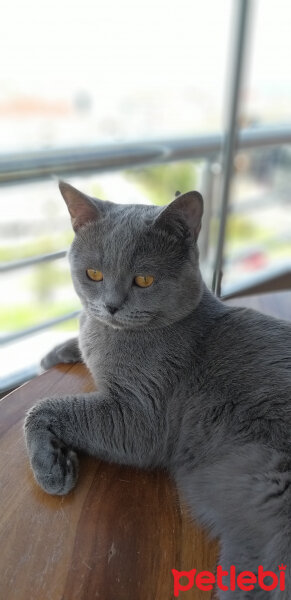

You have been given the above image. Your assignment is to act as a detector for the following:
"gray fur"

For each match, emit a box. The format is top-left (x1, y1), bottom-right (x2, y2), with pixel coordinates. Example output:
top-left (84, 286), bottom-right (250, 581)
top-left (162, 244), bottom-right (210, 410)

top-left (24, 183), bottom-right (291, 598)
top-left (40, 337), bottom-right (82, 370)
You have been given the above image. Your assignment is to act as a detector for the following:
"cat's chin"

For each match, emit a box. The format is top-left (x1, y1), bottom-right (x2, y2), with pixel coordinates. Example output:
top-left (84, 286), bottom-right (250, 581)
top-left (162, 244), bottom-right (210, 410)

top-left (91, 312), bottom-right (154, 331)
top-left (104, 318), bottom-right (149, 331)
top-left (106, 319), bottom-right (126, 330)
top-left (91, 315), bottom-right (124, 329)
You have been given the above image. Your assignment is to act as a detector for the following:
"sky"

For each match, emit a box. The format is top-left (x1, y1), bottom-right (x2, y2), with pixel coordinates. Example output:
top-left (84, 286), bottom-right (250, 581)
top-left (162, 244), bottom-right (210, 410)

top-left (0, 0), bottom-right (290, 140)
top-left (1, 0), bottom-right (232, 95)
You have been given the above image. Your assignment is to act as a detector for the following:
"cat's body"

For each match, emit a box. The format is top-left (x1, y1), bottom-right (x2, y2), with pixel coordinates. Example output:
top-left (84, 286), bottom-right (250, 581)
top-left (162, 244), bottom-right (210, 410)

top-left (25, 183), bottom-right (291, 599)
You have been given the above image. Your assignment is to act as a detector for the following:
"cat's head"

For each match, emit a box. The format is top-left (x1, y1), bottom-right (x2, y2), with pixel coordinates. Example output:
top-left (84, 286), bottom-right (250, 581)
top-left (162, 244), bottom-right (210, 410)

top-left (60, 181), bottom-right (204, 330)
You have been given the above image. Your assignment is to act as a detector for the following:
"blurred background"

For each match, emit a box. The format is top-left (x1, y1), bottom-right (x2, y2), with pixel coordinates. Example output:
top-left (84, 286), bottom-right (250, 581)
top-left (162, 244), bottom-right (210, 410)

top-left (1, 0), bottom-right (291, 392)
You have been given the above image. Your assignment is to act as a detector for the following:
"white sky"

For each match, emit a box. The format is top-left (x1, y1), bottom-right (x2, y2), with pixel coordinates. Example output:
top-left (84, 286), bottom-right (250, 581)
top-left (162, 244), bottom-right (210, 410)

top-left (0, 0), bottom-right (290, 122)
top-left (1, 0), bottom-right (230, 94)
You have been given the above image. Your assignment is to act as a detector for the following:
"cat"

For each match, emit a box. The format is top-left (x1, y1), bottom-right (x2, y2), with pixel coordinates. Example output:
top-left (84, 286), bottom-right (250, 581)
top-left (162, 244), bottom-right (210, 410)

top-left (24, 181), bottom-right (291, 599)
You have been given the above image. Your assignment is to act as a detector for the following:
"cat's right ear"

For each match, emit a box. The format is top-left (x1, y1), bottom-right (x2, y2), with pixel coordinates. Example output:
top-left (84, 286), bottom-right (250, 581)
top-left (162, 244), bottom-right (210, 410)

top-left (59, 181), bottom-right (101, 232)
top-left (154, 191), bottom-right (203, 241)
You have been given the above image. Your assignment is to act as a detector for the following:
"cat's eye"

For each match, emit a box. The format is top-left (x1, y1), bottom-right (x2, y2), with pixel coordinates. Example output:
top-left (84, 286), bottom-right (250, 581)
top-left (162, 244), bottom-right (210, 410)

top-left (134, 275), bottom-right (154, 288)
top-left (86, 269), bottom-right (103, 282)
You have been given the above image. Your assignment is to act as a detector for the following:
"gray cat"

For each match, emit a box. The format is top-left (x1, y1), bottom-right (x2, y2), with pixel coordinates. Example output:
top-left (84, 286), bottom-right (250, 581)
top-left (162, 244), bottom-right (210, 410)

top-left (24, 182), bottom-right (291, 599)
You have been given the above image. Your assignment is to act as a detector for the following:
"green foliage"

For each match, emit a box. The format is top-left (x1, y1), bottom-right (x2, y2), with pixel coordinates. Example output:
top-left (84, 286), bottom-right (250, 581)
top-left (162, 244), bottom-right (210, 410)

top-left (30, 263), bottom-right (72, 302)
top-left (126, 162), bottom-right (198, 205)
top-left (226, 214), bottom-right (259, 243)
top-left (90, 182), bottom-right (107, 199)
top-left (0, 301), bottom-right (80, 332)
top-left (211, 213), bottom-right (276, 249)
top-left (0, 231), bottom-right (73, 263)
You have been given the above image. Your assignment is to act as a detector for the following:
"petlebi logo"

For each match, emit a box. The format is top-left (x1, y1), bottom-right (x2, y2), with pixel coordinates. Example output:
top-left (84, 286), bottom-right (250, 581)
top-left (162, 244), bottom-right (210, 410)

top-left (172, 565), bottom-right (287, 596)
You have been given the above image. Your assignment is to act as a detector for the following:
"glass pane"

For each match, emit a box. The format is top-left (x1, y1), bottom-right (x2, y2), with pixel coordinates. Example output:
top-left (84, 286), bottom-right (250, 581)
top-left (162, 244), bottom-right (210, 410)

top-left (222, 145), bottom-right (291, 294)
top-left (0, 0), bottom-right (231, 152)
top-left (245, 0), bottom-right (291, 126)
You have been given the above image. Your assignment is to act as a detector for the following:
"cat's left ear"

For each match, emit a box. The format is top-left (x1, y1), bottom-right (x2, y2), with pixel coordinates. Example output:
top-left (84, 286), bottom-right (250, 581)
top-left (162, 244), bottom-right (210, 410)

top-left (59, 181), bottom-right (102, 232)
top-left (155, 191), bottom-right (203, 240)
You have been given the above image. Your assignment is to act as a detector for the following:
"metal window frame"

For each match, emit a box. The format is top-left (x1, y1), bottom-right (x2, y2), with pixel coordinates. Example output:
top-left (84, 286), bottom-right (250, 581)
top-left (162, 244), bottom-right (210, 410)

top-left (1, 124), bottom-right (291, 348)
top-left (1, 127), bottom-right (291, 188)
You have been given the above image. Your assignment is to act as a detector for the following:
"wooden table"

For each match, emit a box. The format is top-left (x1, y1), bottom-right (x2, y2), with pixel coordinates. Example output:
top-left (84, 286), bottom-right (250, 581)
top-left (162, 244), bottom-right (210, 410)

top-left (1, 291), bottom-right (290, 600)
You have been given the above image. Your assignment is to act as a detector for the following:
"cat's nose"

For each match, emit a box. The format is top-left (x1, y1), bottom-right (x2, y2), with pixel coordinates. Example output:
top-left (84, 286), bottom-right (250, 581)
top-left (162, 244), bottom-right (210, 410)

top-left (105, 304), bottom-right (119, 315)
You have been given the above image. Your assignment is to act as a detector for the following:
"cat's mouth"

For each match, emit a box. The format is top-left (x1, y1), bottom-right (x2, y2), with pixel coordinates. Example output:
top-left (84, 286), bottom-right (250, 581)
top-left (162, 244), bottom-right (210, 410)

top-left (88, 307), bottom-right (153, 330)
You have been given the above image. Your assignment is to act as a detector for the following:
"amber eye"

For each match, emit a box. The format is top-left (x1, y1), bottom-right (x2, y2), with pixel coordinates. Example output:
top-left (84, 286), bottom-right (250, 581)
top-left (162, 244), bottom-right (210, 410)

top-left (86, 269), bottom-right (103, 282)
top-left (134, 275), bottom-right (154, 288)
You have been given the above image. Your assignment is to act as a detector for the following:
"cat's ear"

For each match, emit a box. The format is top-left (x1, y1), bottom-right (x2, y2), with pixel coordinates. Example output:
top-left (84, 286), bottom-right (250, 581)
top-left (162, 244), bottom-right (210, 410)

top-left (59, 181), bottom-right (101, 232)
top-left (155, 191), bottom-right (203, 240)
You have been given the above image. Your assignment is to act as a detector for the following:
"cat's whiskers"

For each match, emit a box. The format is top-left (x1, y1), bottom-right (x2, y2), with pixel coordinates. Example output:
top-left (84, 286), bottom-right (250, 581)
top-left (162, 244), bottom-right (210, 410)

top-left (86, 302), bottom-right (151, 329)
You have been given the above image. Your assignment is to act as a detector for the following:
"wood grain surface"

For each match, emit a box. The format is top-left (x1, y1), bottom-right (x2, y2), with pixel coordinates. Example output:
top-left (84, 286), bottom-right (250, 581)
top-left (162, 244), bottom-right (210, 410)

top-left (0, 291), bottom-right (290, 600)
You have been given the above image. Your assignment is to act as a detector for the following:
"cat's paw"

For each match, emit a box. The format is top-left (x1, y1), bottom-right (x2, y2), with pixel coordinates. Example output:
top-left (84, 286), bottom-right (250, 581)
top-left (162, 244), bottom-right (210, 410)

top-left (25, 407), bottom-right (79, 495)
top-left (40, 350), bottom-right (59, 371)
top-left (31, 437), bottom-right (79, 495)
top-left (41, 338), bottom-right (82, 371)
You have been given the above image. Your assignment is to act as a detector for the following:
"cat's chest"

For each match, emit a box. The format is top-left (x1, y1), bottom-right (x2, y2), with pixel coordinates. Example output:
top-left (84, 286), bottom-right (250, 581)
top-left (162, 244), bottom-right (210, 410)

top-left (78, 312), bottom-right (187, 389)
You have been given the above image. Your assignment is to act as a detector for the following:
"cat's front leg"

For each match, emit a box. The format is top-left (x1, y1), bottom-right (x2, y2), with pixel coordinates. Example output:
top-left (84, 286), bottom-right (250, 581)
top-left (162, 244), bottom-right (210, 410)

top-left (41, 337), bottom-right (82, 370)
top-left (24, 392), bottom-right (167, 495)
